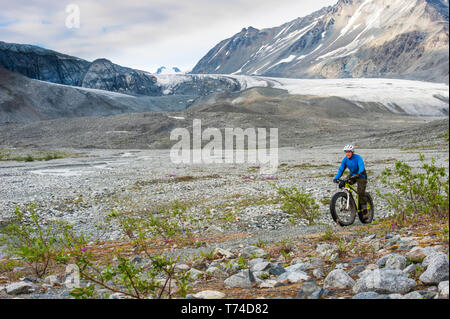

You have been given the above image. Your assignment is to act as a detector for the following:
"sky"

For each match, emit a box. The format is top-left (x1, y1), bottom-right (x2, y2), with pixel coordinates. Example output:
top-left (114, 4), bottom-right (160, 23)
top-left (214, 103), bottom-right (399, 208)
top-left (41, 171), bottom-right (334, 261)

top-left (0, 0), bottom-right (337, 73)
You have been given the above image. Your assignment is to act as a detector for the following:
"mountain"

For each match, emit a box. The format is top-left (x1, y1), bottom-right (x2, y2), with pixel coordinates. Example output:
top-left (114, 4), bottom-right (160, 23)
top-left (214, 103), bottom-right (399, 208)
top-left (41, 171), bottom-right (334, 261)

top-left (0, 67), bottom-right (200, 124)
top-left (0, 41), bottom-right (162, 96)
top-left (156, 66), bottom-right (183, 74)
top-left (191, 0), bottom-right (449, 82)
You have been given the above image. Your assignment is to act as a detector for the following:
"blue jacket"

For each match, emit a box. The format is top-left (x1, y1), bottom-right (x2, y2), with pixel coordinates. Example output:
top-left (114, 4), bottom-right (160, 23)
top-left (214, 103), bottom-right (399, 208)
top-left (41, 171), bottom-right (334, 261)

top-left (334, 154), bottom-right (366, 180)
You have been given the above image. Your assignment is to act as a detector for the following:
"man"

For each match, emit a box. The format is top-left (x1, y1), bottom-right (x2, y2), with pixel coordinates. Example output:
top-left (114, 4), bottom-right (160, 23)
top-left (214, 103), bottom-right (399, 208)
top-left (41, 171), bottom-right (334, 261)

top-left (333, 145), bottom-right (369, 217)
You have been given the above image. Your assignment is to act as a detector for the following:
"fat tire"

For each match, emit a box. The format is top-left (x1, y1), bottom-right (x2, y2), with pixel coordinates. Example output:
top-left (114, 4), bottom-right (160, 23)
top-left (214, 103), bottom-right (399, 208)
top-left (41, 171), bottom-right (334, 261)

top-left (330, 192), bottom-right (356, 226)
top-left (358, 193), bottom-right (374, 224)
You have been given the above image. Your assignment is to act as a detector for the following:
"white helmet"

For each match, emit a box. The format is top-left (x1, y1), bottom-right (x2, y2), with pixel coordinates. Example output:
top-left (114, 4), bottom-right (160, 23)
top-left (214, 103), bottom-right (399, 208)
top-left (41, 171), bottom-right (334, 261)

top-left (343, 144), bottom-right (354, 153)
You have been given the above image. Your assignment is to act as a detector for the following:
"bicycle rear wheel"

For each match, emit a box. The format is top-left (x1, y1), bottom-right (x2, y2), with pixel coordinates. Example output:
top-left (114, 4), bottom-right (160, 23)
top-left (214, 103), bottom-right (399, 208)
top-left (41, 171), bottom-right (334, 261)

top-left (330, 192), bottom-right (356, 226)
top-left (358, 193), bottom-right (374, 224)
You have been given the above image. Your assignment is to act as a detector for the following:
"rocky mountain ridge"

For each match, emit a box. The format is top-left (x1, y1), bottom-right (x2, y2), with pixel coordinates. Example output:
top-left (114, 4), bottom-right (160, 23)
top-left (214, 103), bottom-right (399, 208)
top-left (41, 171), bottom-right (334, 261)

top-left (192, 0), bottom-right (449, 82)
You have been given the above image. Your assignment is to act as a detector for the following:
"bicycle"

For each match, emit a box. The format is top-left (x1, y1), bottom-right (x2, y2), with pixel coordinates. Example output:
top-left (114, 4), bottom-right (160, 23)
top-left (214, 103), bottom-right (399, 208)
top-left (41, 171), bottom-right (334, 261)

top-left (330, 176), bottom-right (374, 226)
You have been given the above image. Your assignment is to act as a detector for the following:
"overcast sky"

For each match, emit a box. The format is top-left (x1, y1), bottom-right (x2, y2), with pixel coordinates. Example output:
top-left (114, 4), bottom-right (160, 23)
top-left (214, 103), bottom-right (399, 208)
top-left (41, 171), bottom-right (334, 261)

top-left (0, 0), bottom-right (336, 73)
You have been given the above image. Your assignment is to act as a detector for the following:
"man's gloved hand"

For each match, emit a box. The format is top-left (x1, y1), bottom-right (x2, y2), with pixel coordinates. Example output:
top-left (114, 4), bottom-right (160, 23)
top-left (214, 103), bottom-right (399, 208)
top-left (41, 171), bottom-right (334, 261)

top-left (333, 179), bottom-right (339, 184)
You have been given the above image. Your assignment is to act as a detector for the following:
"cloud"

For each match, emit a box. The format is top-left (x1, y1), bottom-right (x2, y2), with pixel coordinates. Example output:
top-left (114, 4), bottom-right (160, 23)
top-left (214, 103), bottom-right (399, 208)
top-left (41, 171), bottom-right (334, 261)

top-left (0, 0), bottom-right (336, 72)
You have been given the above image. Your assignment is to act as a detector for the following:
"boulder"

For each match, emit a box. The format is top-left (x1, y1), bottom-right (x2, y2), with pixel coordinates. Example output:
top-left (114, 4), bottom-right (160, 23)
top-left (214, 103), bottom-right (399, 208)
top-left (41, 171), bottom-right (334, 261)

top-left (6, 281), bottom-right (35, 295)
top-left (277, 271), bottom-right (310, 284)
top-left (323, 269), bottom-right (355, 289)
top-left (353, 268), bottom-right (417, 294)
top-left (419, 253), bottom-right (449, 284)
top-left (376, 253), bottom-right (407, 270)
top-left (224, 270), bottom-right (256, 289)
top-left (438, 281), bottom-right (449, 299)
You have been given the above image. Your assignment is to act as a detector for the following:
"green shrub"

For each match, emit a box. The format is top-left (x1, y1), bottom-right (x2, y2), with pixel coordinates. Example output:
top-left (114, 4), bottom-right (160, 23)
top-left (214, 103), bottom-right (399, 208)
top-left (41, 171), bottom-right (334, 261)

top-left (71, 252), bottom-right (192, 299)
top-left (276, 186), bottom-right (320, 225)
top-left (0, 204), bottom-right (86, 278)
top-left (378, 154), bottom-right (449, 222)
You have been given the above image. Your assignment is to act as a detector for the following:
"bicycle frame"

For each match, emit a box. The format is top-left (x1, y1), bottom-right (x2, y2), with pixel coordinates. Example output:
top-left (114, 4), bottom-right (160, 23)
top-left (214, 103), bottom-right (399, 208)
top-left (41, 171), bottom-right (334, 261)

top-left (343, 182), bottom-right (361, 212)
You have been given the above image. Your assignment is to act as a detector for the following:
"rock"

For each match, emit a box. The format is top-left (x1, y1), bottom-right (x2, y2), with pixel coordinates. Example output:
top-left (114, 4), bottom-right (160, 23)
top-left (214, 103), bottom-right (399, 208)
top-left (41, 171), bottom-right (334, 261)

top-left (316, 243), bottom-right (338, 261)
top-left (296, 280), bottom-right (318, 299)
top-left (193, 290), bottom-right (225, 299)
top-left (365, 264), bottom-right (379, 271)
top-left (438, 281), bottom-right (449, 299)
top-left (353, 268), bottom-right (417, 294)
top-left (241, 246), bottom-right (267, 259)
top-left (352, 292), bottom-right (381, 299)
top-left (214, 248), bottom-right (234, 259)
top-left (277, 271), bottom-right (310, 284)
top-left (323, 269), bottom-right (355, 289)
top-left (403, 264), bottom-right (417, 275)
top-left (44, 275), bottom-right (60, 286)
top-left (6, 282), bottom-right (35, 295)
top-left (348, 265), bottom-right (366, 277)
top-left (259, 280), bottom-right (278, 289)
top-left (224, 270), bottom-right (256, 289)
top-left (363, 234), bottom-right (376, 242)
top-left (388, 293), bottom-right (403, 299)
top-left (349, 258), bottom-right (366, 264)
top-left (174, 264), bottom-right (190, 273)
top-left (422, 252), bottom-right (446, 268)
top-left (268, 263), bottom-right (286, 276)
top-left (401, 291), bottom-right (423, 299)
top-left (376, 253), bottom-right (407, 270)
top-left (251, 262), bottom-right (271, 272)
top-left (206, 267), bottom-right (228, 278)
top-left (285, 263), bottom-right (311, 273)
top-left (248, 258), bottom-right (266, 268)
top-left (419, 253), bottom-right (449, 284)
top-left (406, 247), bottom-right (428, 263)
top-left (313, 268), bottom-right (325, 279)
top-left (187, 269), bottom-right (204, 280)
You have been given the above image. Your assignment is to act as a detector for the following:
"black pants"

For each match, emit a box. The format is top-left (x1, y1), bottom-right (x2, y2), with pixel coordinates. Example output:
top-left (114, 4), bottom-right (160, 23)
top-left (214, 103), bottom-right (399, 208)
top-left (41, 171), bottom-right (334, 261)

top-left (357, 177), bottom-right (368, 208)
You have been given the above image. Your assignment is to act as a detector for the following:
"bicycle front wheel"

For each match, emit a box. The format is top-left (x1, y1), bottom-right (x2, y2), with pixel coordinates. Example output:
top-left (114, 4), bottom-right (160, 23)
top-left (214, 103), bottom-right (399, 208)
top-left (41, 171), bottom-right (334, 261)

top-left (330, 192), bottom-right (356, 226)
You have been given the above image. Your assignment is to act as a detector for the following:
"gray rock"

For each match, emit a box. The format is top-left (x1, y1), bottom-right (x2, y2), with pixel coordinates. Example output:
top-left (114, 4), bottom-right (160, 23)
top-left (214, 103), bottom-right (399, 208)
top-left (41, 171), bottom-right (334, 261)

top-left (241, 246), bottom-right (267, 258)
top-left (109, 293), bottom-right (126, 299)
top-left (224, 270), bottom-right (256, 289)
top-left (285, 263), bottom-right (311, 273)
top-left (251, 262), bottom-right (271, 272)
top-left (349, 258), bottom-right (366, 264)
top-left (269, 263), bottom-right (286, 276)
top-left (348, 265), bottom-right (366, 277)
top-left (313, 268), bottom-right (325, 279)
top-left (438, 281), bottom-right (449, 299)
top-left (422, 251), bottom-right (444, 267)
top-left (419, 253), bottom-right (449, 284)
top-left (277, 271), bottom-right (310, 284)
top-left (187, 268), bottom-right (204, 280)
top-left (296, 280), bottom-right (319, 299)
top-left (377, 253), bottom-right (407, 270)
top-left (353, 268), bottom-right (417, 294)
top-left (206, 266), bottom-right (228, 278)
top-left (352, 292), bottom-right (381, 299)
top-left (401, 291), bottom-right (423, 299)
top-left (248, 258), bottom-right (266, 268)
top-left (403, 264), bottom-right (417, 275)
top-left (323, 269), bottom-right (355, 289)
top-left (6, 281), bottom-right (35, 295)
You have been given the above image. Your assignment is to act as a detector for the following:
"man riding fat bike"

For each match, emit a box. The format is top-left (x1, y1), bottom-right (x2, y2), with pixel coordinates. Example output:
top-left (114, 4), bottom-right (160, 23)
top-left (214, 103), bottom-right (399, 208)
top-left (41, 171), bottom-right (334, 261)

top-left (333, 144), bottom-right (369, 219)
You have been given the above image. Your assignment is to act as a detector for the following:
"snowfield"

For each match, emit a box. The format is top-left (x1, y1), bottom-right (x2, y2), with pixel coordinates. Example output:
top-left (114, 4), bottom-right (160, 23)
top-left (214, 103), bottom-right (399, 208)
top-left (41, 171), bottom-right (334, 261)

top-left (156, 74), bottom-right (449, 117)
